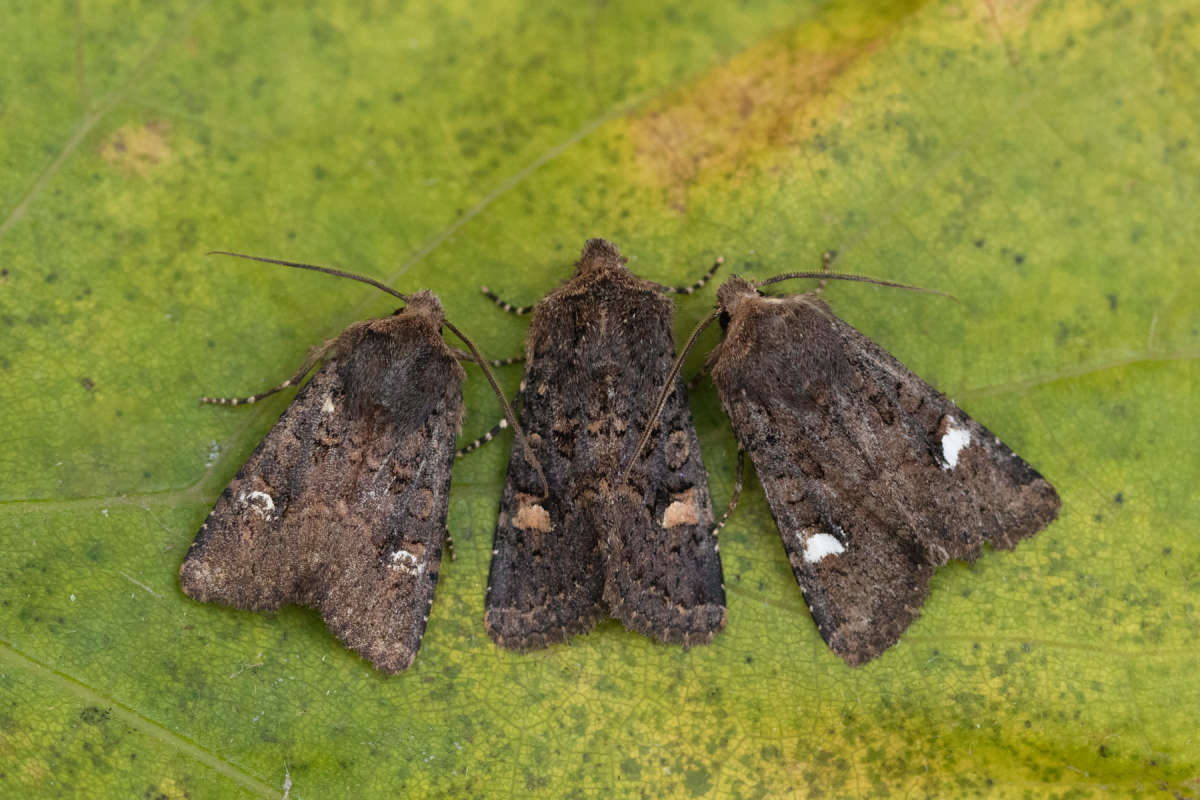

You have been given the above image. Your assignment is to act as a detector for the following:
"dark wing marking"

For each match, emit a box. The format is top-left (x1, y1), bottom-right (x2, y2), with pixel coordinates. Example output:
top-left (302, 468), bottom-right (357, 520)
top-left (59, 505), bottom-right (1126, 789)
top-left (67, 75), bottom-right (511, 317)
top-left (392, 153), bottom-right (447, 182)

top-left (712, 294), bottom-right (1059, 665)
top-left (181, 320), bottom-right (464, 673)
top-left (485, 280), bottom-right (607, 649)
top-left (486, 270), bottom-right (724, 648)
top-left (603, 369), bottom-right (726, 646)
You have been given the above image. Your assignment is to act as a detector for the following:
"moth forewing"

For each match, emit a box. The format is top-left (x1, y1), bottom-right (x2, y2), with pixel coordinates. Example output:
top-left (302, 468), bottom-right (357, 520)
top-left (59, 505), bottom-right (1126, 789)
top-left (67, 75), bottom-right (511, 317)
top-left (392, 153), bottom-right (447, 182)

top-left (705, 275), bottom-right (1059, 666)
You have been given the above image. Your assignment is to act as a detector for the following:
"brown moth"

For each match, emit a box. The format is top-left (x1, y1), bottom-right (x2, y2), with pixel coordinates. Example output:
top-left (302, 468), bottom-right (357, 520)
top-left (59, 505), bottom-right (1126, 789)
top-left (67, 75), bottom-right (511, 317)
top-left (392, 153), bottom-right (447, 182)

top-left (180, 253), bottom-right (541, 673)
top-left (637, 266), bottom-right (1060, 666)
top-left (484, 238), bottom-right (726, 650)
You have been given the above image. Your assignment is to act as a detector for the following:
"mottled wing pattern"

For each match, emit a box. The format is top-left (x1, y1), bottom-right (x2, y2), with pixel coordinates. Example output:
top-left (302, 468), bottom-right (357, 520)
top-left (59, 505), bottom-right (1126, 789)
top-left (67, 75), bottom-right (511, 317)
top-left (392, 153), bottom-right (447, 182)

top-left (486, 270), bottom-right (724, 648)
top-left (711, 294), bottom-right (1059, 665)
top-left (604, 367), bottom-right (726, 646)
top-left (485, 281), bottom-right (607, 649)
top-left (181, 318), bottom-right (464, 673)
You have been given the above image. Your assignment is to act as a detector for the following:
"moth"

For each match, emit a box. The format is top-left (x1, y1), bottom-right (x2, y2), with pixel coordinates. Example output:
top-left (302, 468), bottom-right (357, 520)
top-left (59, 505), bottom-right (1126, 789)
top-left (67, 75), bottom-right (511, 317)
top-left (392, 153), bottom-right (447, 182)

top-left (180, 253), bottom-right (542, 673)
top-left (638, 263), bottom-right (1061, 665)
top-left (483, 238), bottom-right (727, 650)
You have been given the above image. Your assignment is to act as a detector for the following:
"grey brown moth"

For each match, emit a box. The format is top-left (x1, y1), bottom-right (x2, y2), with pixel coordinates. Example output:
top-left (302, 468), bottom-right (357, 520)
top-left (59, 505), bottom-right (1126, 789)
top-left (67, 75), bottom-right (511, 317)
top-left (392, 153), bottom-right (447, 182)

top-left (483, 238), bottom-right (727, 650)
top-left (636, 264), bottom-right (1061, 665)
top-left (180, 253), bottom-right (542, 673)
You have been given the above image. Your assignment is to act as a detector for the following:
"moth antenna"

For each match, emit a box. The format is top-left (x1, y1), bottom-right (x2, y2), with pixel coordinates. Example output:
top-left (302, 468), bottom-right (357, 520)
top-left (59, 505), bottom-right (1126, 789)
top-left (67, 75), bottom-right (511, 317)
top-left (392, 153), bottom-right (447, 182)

top-left (207, 251), bottom-right (411, 302)
top-left (451, 347), bottom-right (524, 367)
top-left (480, 286), bottom-right (535, 315)
top-left (456, 418), bottom-right (508, 458)
top-left (619, 308), bottom-right (721, 484)
top-left (649, 255), bottom-right (724, 296)
top-left (200, 337), bottom-right (337, 406)
top-left (813, 250), bottom-right (836, 294)
top-left (711, 447), bottom-right (746, 536)
top-left (754, 270), bottom-right (954, 299)
top-left (442, 319), bottom-right (549, 500)
top-left (209, 249), bottom-right (548, 497)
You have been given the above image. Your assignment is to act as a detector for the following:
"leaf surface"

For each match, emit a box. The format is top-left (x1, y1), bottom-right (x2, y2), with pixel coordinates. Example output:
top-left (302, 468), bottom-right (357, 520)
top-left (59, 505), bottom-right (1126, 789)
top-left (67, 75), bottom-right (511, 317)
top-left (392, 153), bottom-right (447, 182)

top-left (1, 1), bottom-right (1197, 797)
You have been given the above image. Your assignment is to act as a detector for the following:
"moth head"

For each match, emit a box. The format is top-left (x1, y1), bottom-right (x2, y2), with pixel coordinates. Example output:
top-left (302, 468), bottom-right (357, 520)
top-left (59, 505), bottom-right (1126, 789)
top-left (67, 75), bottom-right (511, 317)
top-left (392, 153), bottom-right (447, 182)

top-left (401, 288), bottom-right (445, 323)
top-left (716, 276), bottom-right (758, 319)
top-left (575, 237), bottom-right (628, 276)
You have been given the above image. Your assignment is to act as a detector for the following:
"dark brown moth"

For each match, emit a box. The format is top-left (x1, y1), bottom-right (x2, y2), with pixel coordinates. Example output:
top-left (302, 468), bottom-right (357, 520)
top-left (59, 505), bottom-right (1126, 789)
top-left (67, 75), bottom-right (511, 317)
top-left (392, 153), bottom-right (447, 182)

top-left (484, 238), bottom-right (726, 650)
top-left (637, 265), bottom-right (1061, 666)
top-left (180, 253), bottom-right (541, 673)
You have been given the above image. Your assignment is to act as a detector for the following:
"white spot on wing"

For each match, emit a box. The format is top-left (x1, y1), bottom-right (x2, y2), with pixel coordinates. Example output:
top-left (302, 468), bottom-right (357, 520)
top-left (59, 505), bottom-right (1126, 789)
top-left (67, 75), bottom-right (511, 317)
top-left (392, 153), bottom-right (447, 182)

top-left (940, 418), bottom-right (971, 470)
top-left (388, 548), bottom-right (426, 576)
top-left (238, 489), bottom-right (277, 520)
top-left (803, 532), bottom-right (846, 564)
top-left (321, 395), bottom-right (335, 414)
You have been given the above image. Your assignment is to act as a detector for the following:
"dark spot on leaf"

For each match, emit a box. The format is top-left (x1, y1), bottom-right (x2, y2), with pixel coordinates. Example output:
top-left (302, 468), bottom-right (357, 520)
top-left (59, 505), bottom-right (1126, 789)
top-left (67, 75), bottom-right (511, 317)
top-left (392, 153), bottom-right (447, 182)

top-left (1056, 321), bottom-right (1070, 345)
top-left (80, 377), bottom-right (95, 391)
top-left (1114, 492), bottom-right (1124, 504)
top-left (86, 540), bottom-right (105, 562)
top-left (1162, 547), bottom-right (1172, 556)
top-left (974, 239), bottom-right (985, 248)
top-left (313, 165), bottom-right (328, 180)
top-left (311, 22), bottom-right (334, 44)
top-left (391, 91), bottom-right (404, 103)
top-left (0, 268), bottom-right (8, 277)
top-left (1099, 744), bottom-right (1110, 758)
top-left (80, 706), bottom-right (110, 725)
top-left (1094, 514), bottom-right (1103, 522)
top-left (685, 766), bottom-right (712, 796)
top-left (1013, 253), bottom-right (1025, 264)
top-left (1107, 293), bottom-right (1118, 310)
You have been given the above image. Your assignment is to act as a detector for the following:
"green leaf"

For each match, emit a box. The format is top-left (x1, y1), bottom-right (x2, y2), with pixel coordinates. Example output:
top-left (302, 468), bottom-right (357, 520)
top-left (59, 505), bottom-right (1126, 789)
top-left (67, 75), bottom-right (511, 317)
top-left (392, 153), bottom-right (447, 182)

top-left (2, 1), bottom-right (1196, 797)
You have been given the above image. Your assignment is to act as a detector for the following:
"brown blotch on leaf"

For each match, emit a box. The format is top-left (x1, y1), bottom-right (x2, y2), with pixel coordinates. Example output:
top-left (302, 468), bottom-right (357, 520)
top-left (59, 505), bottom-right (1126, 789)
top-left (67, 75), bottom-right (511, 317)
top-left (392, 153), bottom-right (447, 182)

top-left (630, 24), bottom-right (891, 211)
top-left (100, 121), bottom-right (172, 176)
